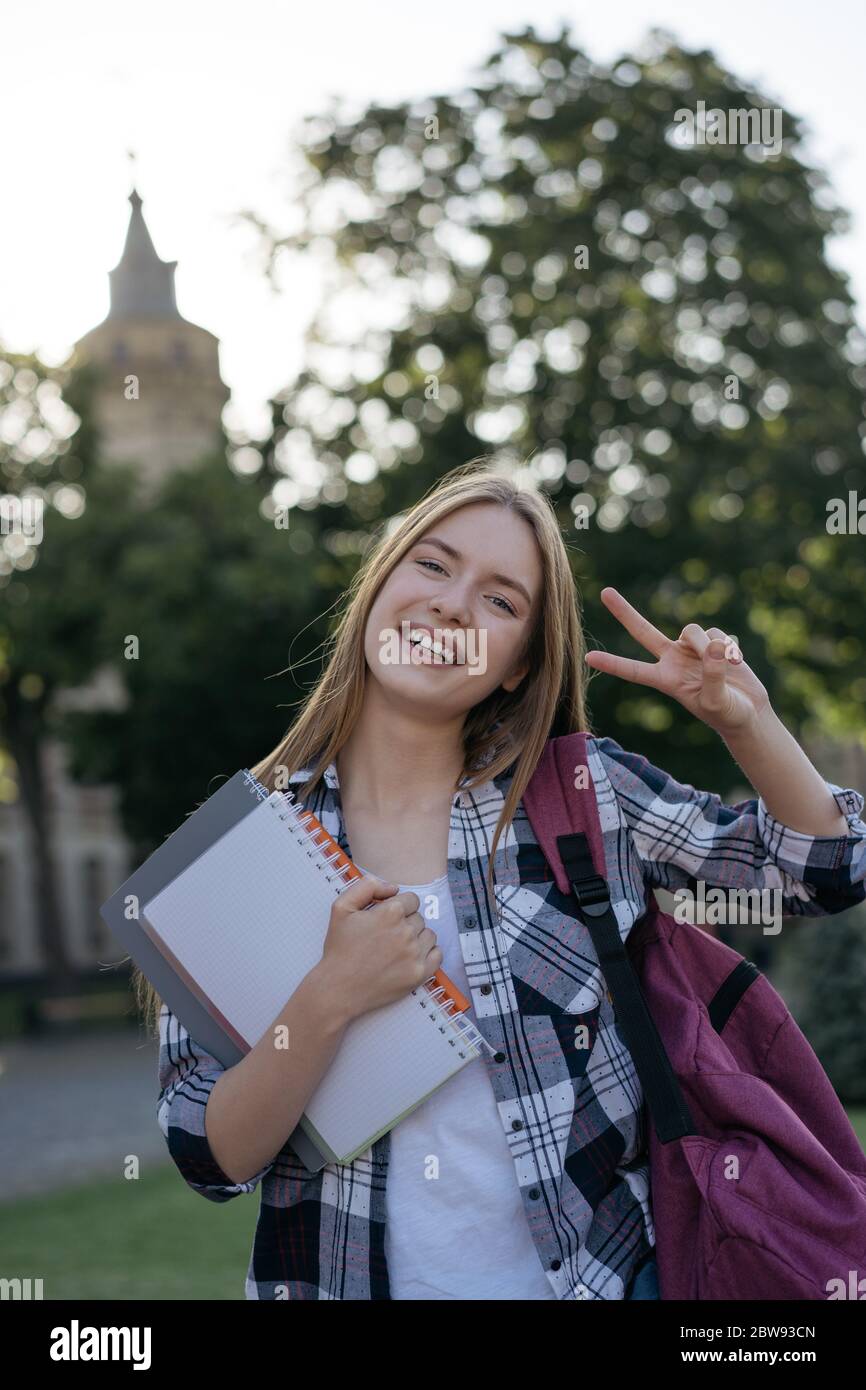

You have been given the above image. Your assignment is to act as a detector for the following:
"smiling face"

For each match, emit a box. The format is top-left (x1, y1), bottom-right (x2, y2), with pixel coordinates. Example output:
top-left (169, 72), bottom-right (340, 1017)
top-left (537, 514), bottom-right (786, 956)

top-left (363, 501), bottom-right (543, 721)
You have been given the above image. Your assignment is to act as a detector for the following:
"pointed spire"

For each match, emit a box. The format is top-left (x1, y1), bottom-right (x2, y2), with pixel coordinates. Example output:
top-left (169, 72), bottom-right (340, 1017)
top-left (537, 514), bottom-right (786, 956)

top-left (106, 182), bottom-right (183, 321)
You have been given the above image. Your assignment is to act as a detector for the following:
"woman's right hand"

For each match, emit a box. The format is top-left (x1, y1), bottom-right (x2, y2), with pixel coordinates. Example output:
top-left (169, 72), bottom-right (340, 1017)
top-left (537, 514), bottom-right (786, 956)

top-left (318, 874), bottom-right (443, 1020)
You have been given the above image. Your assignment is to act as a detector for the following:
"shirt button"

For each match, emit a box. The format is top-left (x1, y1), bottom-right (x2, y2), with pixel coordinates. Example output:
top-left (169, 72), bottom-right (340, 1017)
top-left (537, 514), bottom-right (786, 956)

top-left (463, 915), bottom-right (475, 928)
top-left (550, 1259), bottom-right (562, 1271)
top-left (454, 858), bottom-right (465, 870)
top-left (480, 983), bottom-right (492, 995)
top-left (511, 1119), bottom-right (524, 1131)
top-left (493, 1051), bottom-right (505, 1063)
top-left (529, 1187), bottom-right (540, 1200)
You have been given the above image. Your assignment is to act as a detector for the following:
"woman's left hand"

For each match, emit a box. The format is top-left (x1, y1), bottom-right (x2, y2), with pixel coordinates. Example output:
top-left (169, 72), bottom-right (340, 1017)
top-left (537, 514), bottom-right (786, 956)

top-left (584, 588), bottom-right (772, 738)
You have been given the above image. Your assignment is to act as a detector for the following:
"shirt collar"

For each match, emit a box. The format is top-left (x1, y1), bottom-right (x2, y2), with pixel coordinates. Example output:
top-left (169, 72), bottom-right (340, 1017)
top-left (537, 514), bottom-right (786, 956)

top-left (285, 714), bottom-right (508, 794)
top-left (285, 753), bottom-right (497, 806)
top-left (286, 760), bottom-right (340, 791)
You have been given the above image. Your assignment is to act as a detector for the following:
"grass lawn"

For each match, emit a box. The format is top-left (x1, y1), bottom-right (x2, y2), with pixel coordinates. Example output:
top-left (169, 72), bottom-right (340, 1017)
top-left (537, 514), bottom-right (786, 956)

top-left (849, 1107), bottom-right (866, 1152)
top-left (6, 1110), bottom-right (866, 1301)
top-left (3, 1163), bottom-right (259, 1300)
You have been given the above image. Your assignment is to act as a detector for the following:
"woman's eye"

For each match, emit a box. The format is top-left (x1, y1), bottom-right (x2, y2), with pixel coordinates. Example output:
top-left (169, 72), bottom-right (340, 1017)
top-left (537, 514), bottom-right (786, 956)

top-left (415, 558), bottom-right (515, 615)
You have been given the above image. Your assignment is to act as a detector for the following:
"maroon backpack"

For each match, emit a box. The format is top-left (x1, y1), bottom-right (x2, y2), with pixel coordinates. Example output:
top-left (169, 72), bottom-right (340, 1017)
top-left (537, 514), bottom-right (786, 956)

top-left (522, 732), bottom-right (866, 1301)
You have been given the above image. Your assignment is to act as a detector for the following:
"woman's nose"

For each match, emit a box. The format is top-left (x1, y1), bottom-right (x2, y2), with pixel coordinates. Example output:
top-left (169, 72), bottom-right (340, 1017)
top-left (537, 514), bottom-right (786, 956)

top-left (431, 591), bottom-right (471, 627)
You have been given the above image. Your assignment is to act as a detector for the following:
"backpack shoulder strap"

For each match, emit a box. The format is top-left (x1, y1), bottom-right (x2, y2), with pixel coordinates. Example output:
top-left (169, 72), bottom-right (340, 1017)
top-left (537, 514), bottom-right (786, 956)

top-left (523, 733), bottom-right (697, 1143)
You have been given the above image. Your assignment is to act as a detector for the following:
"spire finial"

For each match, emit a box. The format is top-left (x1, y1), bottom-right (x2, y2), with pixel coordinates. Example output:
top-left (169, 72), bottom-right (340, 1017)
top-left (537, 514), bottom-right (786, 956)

top-left (107, 168), bottom-right (180, 320)
top-left (126, 149), bottom-right (141, 204)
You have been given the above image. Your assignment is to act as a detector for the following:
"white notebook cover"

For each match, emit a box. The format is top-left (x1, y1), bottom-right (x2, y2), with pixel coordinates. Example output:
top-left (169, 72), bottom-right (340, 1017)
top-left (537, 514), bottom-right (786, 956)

top-left (141, 792), bottom-right (482, 1162)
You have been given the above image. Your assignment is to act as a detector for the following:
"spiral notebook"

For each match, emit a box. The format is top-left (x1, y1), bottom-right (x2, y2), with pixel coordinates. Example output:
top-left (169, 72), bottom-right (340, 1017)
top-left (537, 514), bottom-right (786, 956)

top-left (100, 770), bottom-right (488, 1170)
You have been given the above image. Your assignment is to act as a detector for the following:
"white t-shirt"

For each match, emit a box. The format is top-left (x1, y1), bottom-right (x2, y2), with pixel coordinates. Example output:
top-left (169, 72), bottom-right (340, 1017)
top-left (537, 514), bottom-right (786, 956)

top-left (355, 864), bottom-right (558, 1301)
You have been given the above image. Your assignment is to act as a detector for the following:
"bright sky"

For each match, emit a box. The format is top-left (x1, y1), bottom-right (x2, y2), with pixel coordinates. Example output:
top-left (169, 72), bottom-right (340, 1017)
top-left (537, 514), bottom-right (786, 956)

top-left (4, 0), bottom-right (865, 442)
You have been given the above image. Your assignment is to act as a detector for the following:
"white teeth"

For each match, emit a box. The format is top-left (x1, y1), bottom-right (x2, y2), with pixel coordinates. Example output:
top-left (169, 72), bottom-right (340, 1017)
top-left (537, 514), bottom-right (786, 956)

top-left (408, 628), bottom-right (457, 664)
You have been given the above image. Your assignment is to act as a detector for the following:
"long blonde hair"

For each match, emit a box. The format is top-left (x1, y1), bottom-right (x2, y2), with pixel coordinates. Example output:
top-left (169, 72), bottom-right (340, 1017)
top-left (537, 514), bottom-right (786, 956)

top-left (134, 458), bottom-right (594, 1035)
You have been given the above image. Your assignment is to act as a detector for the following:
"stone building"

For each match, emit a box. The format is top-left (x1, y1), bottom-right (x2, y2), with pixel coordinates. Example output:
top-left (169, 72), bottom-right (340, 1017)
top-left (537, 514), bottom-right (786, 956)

top-left (0, 186), bottom-right (229, 978)
top-left (75, 186), bottom-right (229, 493)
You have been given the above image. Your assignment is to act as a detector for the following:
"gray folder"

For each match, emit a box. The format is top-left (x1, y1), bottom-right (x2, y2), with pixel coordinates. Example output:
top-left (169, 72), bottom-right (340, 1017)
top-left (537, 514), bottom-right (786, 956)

top-left (99, 769), bottom-right (328, 1172)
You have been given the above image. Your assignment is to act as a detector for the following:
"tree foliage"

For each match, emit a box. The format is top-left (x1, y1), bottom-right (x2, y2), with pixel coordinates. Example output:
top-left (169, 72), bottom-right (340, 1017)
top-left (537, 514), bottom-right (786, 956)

top-left (246, 24), bottom-right (866, 786)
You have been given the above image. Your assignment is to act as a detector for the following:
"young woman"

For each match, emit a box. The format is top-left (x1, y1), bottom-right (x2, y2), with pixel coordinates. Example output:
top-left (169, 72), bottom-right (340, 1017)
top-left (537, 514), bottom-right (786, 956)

top-left (142, 461), bottom-right (866, 1301)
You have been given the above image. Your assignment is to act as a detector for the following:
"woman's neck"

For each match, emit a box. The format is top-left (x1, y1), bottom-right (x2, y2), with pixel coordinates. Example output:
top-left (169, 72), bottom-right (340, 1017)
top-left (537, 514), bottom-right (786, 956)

top-left (335, 693), bottom-right (466, 814)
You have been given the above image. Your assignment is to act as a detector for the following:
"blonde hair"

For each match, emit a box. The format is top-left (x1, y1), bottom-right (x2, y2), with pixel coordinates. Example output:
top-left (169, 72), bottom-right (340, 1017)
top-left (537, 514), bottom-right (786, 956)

top-left (135, 458), bottom-right (593, 1035)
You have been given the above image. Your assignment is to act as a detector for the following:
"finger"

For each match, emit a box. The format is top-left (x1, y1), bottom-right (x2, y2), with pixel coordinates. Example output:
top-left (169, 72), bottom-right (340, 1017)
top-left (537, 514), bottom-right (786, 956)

top-left (392, 890), bottom-right (420, 917)
top-left (699, 639), bottom-right (730, 714)
top-left (600, 587), bottom-right (669, 658)
top-left (337, 873), bottom-right (399, 909)
top-left (701, 627), bottom-right (743, 662)
top-left (678, 623), bottom-right (711, 656)
top-left (584, 650), bottom-right (662, 687)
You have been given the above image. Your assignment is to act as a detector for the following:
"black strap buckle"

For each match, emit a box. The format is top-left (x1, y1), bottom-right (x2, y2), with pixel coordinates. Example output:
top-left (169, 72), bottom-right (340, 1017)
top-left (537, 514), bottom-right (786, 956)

top-left (569, 873), bottom-right (610, 914)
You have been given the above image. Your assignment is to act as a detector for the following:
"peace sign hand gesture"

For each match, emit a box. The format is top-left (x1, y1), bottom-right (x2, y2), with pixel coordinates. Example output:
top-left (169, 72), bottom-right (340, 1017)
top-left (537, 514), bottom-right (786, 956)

top-left (584, 588), bottom-right (771, 738)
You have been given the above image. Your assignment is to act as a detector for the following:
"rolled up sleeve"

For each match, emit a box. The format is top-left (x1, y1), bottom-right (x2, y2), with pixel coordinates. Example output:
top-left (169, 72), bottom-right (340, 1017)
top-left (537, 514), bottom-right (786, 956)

top-left (755, 784), bottom-right (866, 911)
top-left (157, 1004), bottom-right (275, 1201)
top-left (597, 736), bottom-right (866, 919)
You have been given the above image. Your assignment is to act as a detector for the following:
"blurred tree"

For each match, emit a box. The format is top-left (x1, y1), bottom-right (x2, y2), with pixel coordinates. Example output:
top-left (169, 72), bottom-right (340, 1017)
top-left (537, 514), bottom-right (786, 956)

top-left (0, 348), bottom-right (344, 976)
top-left (243, 23), bottom-right (866, 790)
top-left (784, 906), bottom-right (866, 1103)
top-left (59, 453), bottom-right (340, 858)
top-left (0, 349), bottom-right (124, 984)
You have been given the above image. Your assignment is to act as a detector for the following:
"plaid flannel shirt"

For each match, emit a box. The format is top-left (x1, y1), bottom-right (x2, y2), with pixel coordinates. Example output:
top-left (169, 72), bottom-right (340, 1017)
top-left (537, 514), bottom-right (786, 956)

top-left (157, 734), bottom-right (866, 1299)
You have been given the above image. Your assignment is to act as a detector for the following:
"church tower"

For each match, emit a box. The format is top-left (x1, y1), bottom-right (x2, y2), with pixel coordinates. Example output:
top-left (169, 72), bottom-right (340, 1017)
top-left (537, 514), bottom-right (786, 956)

top-left (0, 184), bottom-right (234, 984)
top-left (71, 186), bottom-right (229, 490)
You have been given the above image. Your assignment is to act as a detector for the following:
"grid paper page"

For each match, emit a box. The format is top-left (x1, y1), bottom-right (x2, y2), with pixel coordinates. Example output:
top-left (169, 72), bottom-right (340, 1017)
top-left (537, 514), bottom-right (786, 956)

top-left (305, 982), bottom-right (476, 1159)
top-left (142, 793), bottom-right (477, 1157)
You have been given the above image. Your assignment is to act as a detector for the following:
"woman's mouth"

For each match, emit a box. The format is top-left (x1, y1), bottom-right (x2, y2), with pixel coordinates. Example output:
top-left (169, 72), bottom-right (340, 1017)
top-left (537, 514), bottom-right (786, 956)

top-left (403, 627), bottom-right (462, 666)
